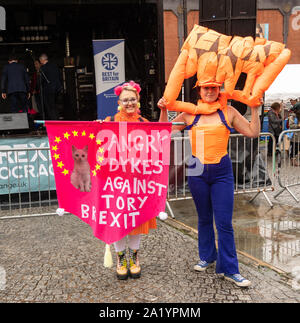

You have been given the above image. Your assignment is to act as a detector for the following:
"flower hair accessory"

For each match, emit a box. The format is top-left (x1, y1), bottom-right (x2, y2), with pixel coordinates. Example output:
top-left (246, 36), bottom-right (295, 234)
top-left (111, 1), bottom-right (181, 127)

top-left (114, 81), bottom-right (141, 96)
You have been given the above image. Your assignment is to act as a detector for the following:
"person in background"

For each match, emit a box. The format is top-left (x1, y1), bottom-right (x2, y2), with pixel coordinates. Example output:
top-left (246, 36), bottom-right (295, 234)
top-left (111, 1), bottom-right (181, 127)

top-left (1, 53), bottom-right (30, 113)
top-left (290, 98), bottom-right (300, 110)
top-left (29, 59), bottom-right (42, 114)
top-left (267, 102), bottom-right (282, 157)
top-left (288, 104), bottom-right (300, 166)
top-left (256, 24), bottom-right (264, 38)
top-left (103, 81), bottom-right (155, 280)
top-left (39, 53), bottom-right (62, 120)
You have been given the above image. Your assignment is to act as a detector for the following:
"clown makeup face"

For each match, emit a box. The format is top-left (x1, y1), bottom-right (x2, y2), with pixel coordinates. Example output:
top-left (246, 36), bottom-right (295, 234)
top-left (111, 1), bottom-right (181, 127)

top-left (119, 89), bottom-right (139, 115)
top-left (200, 86), bottom-right (220, 103)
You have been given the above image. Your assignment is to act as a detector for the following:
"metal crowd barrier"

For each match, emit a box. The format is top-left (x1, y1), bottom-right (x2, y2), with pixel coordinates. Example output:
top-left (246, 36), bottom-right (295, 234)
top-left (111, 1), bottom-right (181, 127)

top-left (275, 129), bottom-right (300, 202)
top-left (166, 132), bottom-right (276, 218)
top-left (229, 132), bottom-right (276, 206)
top-left (0, 132), bottom-right (276, 220)
top-left (0, 146), bottom-right (58, 219)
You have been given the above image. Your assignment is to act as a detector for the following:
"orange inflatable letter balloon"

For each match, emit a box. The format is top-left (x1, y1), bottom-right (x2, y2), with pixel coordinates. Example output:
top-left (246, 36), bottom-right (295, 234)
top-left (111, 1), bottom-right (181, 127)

top-left (163, 24), bottom-right (291, 111)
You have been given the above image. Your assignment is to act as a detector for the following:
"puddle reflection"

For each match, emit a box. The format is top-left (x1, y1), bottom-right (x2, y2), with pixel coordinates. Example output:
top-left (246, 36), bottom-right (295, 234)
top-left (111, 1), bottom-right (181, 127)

top-left (168, 196), bottom-right (300, 273)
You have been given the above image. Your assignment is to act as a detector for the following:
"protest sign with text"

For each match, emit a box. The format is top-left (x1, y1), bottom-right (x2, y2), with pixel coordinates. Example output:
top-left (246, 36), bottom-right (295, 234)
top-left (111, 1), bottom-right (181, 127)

top-left (45, 121), bottom-right (171, 244)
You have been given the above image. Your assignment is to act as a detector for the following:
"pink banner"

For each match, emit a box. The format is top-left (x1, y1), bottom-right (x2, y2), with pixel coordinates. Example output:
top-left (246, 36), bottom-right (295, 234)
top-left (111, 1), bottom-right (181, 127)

top-left (45, 121), bottom-right (171, 244)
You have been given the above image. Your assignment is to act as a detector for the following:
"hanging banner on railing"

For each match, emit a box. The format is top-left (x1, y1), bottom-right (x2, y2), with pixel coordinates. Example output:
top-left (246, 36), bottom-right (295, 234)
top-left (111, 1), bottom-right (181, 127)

top-left (45, 121), bottom-right (171, 244)
top-left (0, 136), bottom-right (55, 195)
top-left (92, 39), bottom-right (125, 120)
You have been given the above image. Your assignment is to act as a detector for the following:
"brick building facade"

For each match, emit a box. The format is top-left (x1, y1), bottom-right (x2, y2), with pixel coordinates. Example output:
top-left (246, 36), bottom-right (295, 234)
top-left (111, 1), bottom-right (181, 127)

top-left (163, 0), bottom-right (300, 81)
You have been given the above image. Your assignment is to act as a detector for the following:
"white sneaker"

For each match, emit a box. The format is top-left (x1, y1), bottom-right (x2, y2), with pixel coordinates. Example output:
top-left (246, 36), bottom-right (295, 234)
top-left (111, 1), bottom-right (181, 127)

top-left (224, 273), bottom-right (251, 287)
top-left (194, 260), bottom-right (214, 272)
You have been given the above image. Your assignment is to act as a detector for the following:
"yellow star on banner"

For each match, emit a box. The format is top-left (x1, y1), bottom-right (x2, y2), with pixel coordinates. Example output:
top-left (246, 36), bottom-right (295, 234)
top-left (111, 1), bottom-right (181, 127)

top-left (92, 170), bottom-right (97, 176)
top-left (81, 131), bottom-right (86, 136)
top-left (96, 139), bottom-right (102, 145)
top-left (52, 145), bottom-right (58, 151)
top-left (97, 156), bottom-right (104, 163)
top-left (62, 169), bottom-right (69, 175)
top-left (54, 136), bottom-right (61, 143)
top-left (53, 153), bottom-right (60, 160)
top-left (57, 161), bottom-right (64, 168)
top-left (95, 164), bottom-right (101, 170)
top-left (72, 130), bottom-right (78, 137)
top-left (98, 147), bottom-right (104, 153)
top-left (64, 132), bottom-right (71, 139)
top-left (89, 133), bottom-right (95, 140)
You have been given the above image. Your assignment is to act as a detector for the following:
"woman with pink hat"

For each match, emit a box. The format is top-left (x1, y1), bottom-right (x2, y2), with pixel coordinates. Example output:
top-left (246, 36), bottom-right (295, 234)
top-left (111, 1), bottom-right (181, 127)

top-left (104, 81), bottom-right (156, 280)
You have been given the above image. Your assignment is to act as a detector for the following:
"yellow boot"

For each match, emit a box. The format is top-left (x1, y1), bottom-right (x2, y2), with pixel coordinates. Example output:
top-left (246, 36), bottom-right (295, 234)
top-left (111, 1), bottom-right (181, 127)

top-left (116, 250), bottom-right (129, 280)
top-left (129, 248), bottom-right (141, 278)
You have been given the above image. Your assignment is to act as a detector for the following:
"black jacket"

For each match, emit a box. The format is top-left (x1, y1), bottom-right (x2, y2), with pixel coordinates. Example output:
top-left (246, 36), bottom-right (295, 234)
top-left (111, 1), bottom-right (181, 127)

top-left (40, 62), bottom-right (62, 94)
top-left (1, 62), bottom-right (29, 95)
top-left (268, 109), bottom-right (282, 136)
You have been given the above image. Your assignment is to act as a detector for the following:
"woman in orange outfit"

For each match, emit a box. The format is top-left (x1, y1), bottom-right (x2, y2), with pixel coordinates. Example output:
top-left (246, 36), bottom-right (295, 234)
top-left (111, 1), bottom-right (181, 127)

top-left (158, 81), bottom-right (261, 287)
top-left (104, 81), bottom-right (156, 280)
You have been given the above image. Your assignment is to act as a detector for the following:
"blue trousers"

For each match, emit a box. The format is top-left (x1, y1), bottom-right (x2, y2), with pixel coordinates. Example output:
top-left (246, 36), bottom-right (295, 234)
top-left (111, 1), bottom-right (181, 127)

top-left (188, 154), bottom-right (239, 274)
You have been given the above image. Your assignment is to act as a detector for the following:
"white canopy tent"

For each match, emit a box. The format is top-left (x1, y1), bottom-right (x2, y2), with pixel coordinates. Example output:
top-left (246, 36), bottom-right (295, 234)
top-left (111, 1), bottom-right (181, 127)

top-left (264, 64), bottom-right (300, 107)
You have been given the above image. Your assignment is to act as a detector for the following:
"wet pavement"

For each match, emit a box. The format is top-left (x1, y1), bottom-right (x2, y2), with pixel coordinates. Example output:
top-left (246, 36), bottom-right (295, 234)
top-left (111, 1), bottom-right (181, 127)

top-left (2, 129), bottom-right (300, 305)
top-left (0, 198), bottom-right (300, 304)
top-left (167, 195), bottom-right (300, 275)
top-left (1, 210), bottom-right (300, 304)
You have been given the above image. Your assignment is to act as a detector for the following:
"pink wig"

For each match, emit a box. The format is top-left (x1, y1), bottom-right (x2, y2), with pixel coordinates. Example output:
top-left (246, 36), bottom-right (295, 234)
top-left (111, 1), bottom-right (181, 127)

top-left (114, 81), bottom-right (141, 97)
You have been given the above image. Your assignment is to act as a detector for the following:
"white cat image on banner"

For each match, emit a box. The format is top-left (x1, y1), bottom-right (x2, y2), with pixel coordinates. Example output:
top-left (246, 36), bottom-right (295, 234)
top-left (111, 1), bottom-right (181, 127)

top-left (70, 145), bottom-right (91, 192)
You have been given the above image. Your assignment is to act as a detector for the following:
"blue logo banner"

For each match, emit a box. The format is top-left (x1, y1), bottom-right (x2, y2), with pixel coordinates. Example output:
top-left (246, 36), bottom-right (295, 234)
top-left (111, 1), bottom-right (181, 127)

top-left (93, 39), bottom-right (125, 119)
